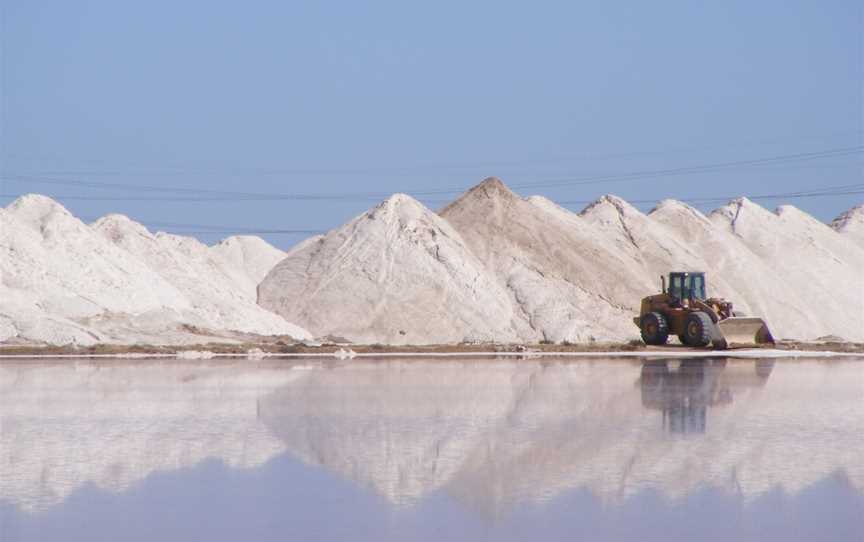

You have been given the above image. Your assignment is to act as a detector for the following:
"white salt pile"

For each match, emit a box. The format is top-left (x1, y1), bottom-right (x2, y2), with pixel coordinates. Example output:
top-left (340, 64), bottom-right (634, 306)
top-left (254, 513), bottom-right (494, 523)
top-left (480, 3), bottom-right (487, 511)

top-left (709, 198), bottom-right (864, 340)
top-left (831, 204), bottom-right (864, 247)
top-left (2, 180), bottom-right (862, 347)
top-left (210, 235), bottom-right (288, 301)
top-left (0, 195), bottom-right (310, 345)
top-left (439, 181), bottom-right (641, 343)
top-left (257, 194), bottom-right (523, 344)
top-left (261, 178), bottom-right (864, 344)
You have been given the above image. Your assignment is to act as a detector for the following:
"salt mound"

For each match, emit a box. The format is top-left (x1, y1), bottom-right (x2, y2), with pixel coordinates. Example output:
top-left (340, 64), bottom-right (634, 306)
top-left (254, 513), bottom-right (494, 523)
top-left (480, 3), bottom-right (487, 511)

top-left (210, 235), bottom-right (287, 299)
top-left (710, 199), bottom-right (864, 340)
top-left (832, 204), bottom-right (864, 247)
top-left (0, 198), bottom-right (189, 345)
top-left (442, 181), bottom-right (863, 343)
top-left (92, 216), bottom-right (311, 338)
top-left (648, 200), bottom-right (817, 339)
top-left (4, 187), bottom-right (862, 346)
top-left (258, 178), bottom-right (863, 344)
top-left (579, 195), bottom-right (707, 280)
top-left (258, 193), bottom-right (522, 344)
top-left (0, 195), bottom-right (310, 345)
top-left (440, 179), bottom-right (641, 342)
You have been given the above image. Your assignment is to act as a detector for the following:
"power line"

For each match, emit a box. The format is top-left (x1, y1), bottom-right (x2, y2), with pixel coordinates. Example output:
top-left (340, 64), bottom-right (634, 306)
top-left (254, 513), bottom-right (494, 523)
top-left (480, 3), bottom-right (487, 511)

top-left (2, 145), bottom-right (862, 202)
top-left (76, 216), bottom-right (326, 236)
top-left (2, 182), bottom-right (856, 237)
top-left (119, 220), bottom-right (324, 235)
top-left (146, 230), bottom-right (322, 235)
top-left (6, 129), bottom-right (862, 177)
top-left (508, 146), bottom-right (864, 191)
top-left (560, 191), bottom-right (864, 208)
top-left (557, 183), bottom-right (864, 207)
top-left (0, 193), bottom-right (388, 203)
top-left (96, 187), bottom-right (864, 235)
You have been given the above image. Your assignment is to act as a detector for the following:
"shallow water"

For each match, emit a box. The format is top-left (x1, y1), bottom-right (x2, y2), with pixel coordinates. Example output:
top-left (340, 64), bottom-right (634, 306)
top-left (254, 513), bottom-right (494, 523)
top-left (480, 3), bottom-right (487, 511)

top-left (1, 356), bottom-right (862, 541)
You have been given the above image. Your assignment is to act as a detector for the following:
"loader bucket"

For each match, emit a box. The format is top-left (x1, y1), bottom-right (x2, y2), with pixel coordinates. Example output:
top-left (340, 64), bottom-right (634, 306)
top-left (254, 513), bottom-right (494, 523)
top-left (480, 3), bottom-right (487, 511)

top-left (716, 317), bottom-right (774, 348)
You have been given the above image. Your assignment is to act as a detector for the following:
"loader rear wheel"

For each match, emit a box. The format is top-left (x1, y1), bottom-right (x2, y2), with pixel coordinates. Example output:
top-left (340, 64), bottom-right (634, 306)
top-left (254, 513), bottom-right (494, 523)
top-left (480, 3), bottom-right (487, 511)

top-left (640, 312), bottom-right (669, 345)
top-left (683, 312), bottom-right (712, 347)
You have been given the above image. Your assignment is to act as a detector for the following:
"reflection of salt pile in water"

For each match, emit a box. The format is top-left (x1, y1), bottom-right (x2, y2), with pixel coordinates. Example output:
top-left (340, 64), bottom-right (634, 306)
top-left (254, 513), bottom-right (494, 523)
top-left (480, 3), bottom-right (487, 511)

top-left (1, 359), bottom-right (861, 514)
top-left (258, 359), bottom-right (542, 504)
top-left (261, 178), bottom-right (864, 344)
top-left (0, 195), bottom-right (310, 345)
top-left (258, 359), bottom-right (864, 510)
top-left (449, 359), bottom-right (864, 514)
top-left (0, 362), bottom-right (299, 512)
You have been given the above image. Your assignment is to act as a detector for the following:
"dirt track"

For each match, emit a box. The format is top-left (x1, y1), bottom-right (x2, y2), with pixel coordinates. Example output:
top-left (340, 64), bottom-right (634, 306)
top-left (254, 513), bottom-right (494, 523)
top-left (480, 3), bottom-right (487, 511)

top-left (1, 339), bottom-right (861, 357)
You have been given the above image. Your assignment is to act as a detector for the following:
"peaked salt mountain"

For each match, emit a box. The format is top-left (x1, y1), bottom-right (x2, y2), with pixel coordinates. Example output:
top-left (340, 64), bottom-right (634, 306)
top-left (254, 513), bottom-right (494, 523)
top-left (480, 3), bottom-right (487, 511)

top-left (258, 193), bottom-right (523, 344)
top-left (832, 204), bottom-right (864, 247)
top-left (648, 199), bottom-right (815, 339)
top-left (2, 183), bottom-right (862, 346)
top-left (1, 195), bottom-right (185, 345)
top-left (710, 198), bottom-right (864, 340)
top-left (439, 180), bottom-right (640, 342)
top-left (93, 214), bottom-right (308, 337)
top-left (210, 235), bottom-right (290, 300)
top-left (262, 178), bottom-right (863, 343)
top-left (0, 195), bottom-right (310, 345)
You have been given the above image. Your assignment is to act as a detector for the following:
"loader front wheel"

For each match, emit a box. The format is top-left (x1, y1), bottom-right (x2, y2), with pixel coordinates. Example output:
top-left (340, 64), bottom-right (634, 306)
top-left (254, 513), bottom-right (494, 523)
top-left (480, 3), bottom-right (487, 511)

top-left (640, 312), bottom-right (669, 345)
top-left (683, 312), bottom-right (712, 347)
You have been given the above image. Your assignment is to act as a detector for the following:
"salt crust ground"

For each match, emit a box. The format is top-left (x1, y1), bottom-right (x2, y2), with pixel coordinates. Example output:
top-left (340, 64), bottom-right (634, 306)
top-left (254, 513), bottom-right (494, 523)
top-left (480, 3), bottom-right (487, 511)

top-left (0, 195), bottom-right (310, 345)
top-left (261, 178), bottom-right (864, 344)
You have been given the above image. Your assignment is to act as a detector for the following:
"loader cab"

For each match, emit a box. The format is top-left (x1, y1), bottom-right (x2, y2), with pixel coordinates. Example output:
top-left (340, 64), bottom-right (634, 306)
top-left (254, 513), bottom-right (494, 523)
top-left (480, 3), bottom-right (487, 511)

top-left (667, 272), bottom-right (706, 302)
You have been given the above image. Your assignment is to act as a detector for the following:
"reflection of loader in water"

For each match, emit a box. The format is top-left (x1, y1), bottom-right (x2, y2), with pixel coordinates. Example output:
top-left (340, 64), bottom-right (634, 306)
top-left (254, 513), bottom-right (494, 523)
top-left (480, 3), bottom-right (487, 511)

top-left (640, 358), bottom-right (774, 434)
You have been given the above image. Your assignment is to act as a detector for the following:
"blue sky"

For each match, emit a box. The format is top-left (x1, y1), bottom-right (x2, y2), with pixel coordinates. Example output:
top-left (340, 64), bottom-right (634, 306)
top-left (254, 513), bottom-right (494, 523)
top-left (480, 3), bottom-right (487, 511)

top-left (2, 1), bottom-right (861, 247)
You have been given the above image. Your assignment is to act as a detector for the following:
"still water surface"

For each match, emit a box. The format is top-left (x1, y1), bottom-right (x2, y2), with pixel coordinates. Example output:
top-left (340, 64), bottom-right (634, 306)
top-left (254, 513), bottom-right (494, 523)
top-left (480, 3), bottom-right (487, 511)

top-left (1, 356), bottom-right (862, 541)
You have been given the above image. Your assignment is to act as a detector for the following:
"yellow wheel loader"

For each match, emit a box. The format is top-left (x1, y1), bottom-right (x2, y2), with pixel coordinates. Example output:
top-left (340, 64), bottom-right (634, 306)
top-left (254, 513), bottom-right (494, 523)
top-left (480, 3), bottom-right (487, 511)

top-left (634, 272), bottom-right (773, 349)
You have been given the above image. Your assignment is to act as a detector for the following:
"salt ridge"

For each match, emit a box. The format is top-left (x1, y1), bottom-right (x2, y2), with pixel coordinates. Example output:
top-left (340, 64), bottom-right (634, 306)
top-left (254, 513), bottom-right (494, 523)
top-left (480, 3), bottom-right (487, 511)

top-left (258, 192), bottom-right (523, 344)
top-left (832, 204), bottom-right (864, 247)
top-left (262, 178), bottom-right (863, 343)
top-left (0, 195), bottom-right (310, 345)
top-left (2, 182), bottom-right (862, 345)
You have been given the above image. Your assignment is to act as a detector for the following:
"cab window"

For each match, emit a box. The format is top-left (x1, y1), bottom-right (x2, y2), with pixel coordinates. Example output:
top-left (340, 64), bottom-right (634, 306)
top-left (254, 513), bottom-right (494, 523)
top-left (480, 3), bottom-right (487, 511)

top-left (669, 275), bottom-right (683, 300)
top-left (692, 275), bottom-right (706, 299)
top-left (682, 274), bottom-right (706, 300)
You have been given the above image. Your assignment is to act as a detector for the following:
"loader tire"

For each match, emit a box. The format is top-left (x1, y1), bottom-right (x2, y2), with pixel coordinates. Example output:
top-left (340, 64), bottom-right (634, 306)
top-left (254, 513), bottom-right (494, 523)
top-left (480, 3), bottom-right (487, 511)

top-left (640, 312), bottom-right (669, 345)
top-left (683, 312), bottom-right (712, 347)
